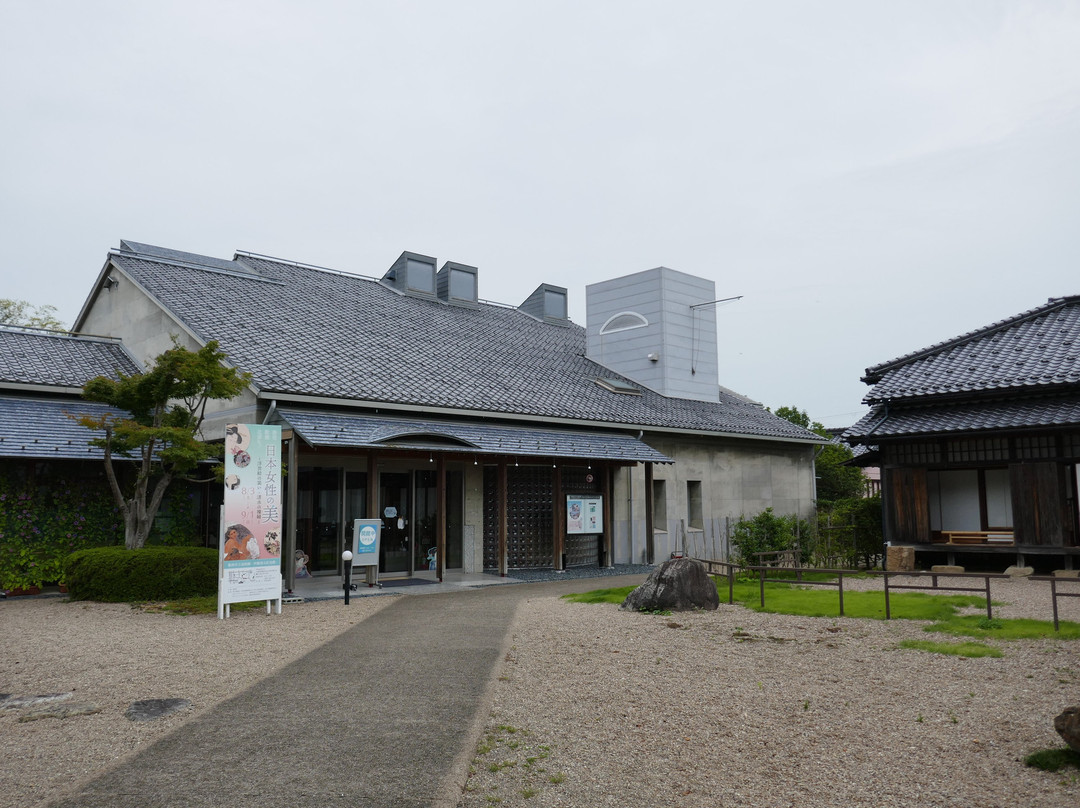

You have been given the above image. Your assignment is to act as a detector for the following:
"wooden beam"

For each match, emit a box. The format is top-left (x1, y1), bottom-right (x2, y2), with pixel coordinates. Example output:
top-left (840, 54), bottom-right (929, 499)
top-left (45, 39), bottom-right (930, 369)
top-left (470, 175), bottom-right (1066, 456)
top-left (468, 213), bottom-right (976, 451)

top-left (366, 453), bottom-right (378, 585)
top-left (603, 464), bottom-right (613, 568)
top-left (553, 465), bottom-right (564, 571)
top-left (285, 435), bottom-right (299, 592)
top-left (498, 460), bottom-right (508, 576)
top-left (436, 455), bottom-right (446, 582)
top-left (644, 462), bottom-right (654, 565)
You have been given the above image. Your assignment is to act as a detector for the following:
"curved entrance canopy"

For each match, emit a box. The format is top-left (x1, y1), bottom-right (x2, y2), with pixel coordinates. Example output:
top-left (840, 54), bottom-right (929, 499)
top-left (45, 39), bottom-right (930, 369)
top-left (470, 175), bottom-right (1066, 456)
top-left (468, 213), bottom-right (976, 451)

top-left (276, 408), bottom-right (673, 464)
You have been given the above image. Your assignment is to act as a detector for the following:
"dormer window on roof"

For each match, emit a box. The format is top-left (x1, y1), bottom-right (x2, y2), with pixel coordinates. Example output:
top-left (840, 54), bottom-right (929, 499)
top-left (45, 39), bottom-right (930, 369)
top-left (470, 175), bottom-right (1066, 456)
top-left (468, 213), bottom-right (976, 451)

top-left (545, 289), bottom-right (567, 320)
top-left (383, 251), bottom-right (438, 298)
top-left (519, 283), bottom-right (569, 326)
top-left (437, 261), bottom-right (479, 307)
top-left (406, 258), bottom-right (435, 294)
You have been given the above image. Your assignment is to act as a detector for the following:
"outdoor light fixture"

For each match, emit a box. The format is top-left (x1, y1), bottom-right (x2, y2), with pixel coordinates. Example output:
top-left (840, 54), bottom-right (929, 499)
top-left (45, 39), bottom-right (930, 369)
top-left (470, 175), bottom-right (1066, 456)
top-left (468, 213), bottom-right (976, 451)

top-left (341, 550), bottom-right (354, 605)
top-left (103, 275), bottom-right (119, 291)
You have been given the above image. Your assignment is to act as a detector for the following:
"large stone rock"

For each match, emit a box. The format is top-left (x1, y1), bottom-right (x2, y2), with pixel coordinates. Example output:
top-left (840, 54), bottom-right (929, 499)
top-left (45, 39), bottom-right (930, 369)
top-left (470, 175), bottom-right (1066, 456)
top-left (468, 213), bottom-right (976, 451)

top-left (1003, 565), bottom-right (1034, 578)
top-left (1055, 706), bottom-right (1080, 754)
top-left (886, 545), bottom-right (915, 572)
top-left (620, 558), bottom-right (719, 612)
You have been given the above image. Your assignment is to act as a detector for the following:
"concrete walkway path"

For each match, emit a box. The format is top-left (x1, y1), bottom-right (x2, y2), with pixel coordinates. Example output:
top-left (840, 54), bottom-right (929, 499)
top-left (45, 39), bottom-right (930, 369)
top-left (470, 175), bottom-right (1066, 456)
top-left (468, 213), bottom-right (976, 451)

top-left (51, 573), bottom-right (645, 808)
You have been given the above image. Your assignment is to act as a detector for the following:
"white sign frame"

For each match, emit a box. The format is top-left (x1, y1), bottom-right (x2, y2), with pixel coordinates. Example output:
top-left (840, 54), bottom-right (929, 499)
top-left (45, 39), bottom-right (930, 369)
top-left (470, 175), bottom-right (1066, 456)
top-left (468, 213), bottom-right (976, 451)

top-left (566, 495), bottom-right (603, 534)
top-left (351, 518), bottom-right (382, 585)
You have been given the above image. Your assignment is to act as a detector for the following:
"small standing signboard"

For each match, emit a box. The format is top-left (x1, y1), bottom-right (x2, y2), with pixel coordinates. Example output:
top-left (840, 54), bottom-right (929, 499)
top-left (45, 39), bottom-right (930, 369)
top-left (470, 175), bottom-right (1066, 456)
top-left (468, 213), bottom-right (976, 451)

top-left (219, 423), bottom-right (283, 618)
top-left (351, 518), bottom-right (382, 586)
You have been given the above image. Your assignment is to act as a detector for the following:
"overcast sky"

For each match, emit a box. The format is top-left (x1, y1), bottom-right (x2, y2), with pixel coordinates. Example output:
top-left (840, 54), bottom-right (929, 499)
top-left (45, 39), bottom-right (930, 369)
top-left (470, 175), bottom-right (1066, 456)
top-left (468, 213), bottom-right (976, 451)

top-left (3, 1), bottom-right (1078, 428)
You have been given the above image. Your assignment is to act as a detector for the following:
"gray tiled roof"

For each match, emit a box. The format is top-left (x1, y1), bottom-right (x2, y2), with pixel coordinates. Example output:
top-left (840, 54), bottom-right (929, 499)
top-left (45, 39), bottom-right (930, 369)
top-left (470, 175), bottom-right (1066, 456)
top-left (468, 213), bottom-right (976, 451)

top-left (846, 395), bottom-right (1080, 441)
top-left (0, 396), bottom-right (119, 459)
top-left (103, 244), bottom-right (819, 443)
top-left (0, 327), bottom-right (141, 389)
top-left (863, 296), bottom-right (1080, 403)
top-left (278, 409), bottom-right (674, 463)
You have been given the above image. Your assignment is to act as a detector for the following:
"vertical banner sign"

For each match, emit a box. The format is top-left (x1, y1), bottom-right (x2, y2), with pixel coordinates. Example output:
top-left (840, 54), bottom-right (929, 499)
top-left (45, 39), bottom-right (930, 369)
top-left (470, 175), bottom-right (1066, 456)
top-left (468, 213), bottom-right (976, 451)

top-left (222, 424), bottom-right (283, 603)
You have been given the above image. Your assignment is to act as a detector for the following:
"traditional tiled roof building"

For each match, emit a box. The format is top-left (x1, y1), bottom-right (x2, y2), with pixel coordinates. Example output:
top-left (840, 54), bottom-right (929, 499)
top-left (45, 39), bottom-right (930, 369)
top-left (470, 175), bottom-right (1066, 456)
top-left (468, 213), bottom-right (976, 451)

top-left (847, 296), bottom-right (1080, 568)
top-left (62, 240), bottom-right (823, 585)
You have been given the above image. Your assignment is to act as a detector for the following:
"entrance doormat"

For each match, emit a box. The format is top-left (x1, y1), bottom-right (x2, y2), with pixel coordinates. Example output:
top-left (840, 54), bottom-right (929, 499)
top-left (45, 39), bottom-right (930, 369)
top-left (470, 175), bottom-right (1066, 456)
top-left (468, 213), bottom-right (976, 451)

top-left (380, 578), bottom-right (437, 587)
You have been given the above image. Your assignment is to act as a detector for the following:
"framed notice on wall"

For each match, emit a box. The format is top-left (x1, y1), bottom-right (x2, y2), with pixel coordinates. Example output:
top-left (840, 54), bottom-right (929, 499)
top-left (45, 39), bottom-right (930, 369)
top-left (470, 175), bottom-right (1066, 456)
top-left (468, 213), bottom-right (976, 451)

top-left (566, 496), bottom-right (603, 534)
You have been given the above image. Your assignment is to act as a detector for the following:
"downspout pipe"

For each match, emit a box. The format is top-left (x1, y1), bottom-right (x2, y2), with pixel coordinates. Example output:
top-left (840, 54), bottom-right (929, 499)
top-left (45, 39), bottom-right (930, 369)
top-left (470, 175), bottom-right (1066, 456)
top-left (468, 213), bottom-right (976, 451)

top-left (262, 399), bottom-right (278, 425)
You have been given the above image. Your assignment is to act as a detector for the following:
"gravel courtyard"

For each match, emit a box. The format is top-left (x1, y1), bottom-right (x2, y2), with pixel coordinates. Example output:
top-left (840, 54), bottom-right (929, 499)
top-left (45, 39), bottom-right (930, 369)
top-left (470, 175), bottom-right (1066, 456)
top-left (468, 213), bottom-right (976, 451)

top-left (1, 575), bottom-right (1078, 808)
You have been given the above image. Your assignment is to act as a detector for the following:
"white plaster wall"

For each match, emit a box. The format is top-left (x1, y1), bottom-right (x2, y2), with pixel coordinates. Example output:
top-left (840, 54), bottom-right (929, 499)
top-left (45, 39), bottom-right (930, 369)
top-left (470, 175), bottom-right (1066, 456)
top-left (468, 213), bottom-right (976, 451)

top-left (612, 433), bottom-right (817, 564)
top-left (79, 268), bottom-right (259, 440)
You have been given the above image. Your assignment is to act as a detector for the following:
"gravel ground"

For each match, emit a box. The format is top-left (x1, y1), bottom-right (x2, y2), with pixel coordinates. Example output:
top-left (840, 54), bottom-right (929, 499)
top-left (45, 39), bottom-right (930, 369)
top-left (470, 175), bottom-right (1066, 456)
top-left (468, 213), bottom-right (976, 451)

top-left (459, 575), bottom-right (1080, 808)
top-left (0, 595), bottom-right (391, 808)
top-left (2, 575), bottom-right (1077, 808)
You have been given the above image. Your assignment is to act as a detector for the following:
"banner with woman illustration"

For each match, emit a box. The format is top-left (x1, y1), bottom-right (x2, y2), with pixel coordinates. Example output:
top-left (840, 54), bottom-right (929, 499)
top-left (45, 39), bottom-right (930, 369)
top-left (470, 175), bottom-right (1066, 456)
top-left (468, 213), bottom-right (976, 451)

top-left (220, 423), bottom-right (283, 610)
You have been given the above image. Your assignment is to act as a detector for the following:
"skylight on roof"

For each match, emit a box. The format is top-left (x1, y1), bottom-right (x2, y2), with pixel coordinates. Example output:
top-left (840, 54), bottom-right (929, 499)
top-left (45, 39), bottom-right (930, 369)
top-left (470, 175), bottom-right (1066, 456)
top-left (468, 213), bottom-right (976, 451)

top-left (594, 377), bottom-right (642, 395)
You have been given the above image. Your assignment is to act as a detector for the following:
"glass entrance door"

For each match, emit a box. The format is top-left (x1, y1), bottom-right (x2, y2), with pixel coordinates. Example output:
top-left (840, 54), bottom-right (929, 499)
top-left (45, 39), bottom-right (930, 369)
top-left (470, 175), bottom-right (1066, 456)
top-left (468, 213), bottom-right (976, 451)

top-left (379, 472), bottom-right (412, 575)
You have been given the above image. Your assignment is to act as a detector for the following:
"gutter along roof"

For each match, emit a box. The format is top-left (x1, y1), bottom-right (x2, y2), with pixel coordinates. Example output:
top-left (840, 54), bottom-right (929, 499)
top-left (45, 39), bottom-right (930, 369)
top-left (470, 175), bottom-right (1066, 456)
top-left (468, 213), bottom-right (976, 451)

top-left (100, 241), bottom-right (820, 445)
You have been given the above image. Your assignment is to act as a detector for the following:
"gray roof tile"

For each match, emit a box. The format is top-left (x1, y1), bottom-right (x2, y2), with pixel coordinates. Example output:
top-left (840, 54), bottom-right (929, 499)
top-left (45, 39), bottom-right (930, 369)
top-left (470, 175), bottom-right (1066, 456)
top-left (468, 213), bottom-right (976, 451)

top-left (846, 395), bottom-right (1080, 441)
top-left (0, 395), bottom-right (119, 459)
top-left (863, 296), bottom-right (1080, 403)
top-left (106, 245), bottom-right (818, 443)
top-left (0, 328), bottom-right (141, 389)
top-left (279, 408), bottom-right (674, 463)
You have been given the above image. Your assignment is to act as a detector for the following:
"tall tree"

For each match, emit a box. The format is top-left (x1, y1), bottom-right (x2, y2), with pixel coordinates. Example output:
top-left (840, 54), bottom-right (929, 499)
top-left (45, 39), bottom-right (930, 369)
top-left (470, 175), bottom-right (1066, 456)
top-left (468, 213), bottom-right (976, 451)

top-left (0, 298), bottom-right (64, 329)
top-left (79, 340), bottom-right (251, 549)
top-left (773, 405), bottom-right (865, 503)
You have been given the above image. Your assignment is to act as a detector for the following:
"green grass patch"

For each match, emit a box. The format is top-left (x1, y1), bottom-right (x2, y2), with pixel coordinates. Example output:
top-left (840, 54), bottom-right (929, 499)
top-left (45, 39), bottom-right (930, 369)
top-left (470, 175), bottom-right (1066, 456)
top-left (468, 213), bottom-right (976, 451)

top-left (564, 578), bottom-right (1077, 643)
top-left (562, 586), bottom-right (635, 604)
top-left (924, 615), bottom-right (1080, 641)
top-left (898, 639), bottom-right (1003, 658)
top-left (563, 579), bottom-right (985, 620)
top-left (724, 578), bottom-right (986, 621)
top-left (1025, 748), bottom-right (1080, 772)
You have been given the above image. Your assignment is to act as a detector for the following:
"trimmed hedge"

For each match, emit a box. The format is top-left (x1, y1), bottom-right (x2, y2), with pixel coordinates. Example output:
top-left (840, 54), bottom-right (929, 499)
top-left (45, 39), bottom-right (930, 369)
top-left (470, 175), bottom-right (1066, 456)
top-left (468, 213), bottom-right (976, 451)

top-left (65, 546), bottom-right (219, 602)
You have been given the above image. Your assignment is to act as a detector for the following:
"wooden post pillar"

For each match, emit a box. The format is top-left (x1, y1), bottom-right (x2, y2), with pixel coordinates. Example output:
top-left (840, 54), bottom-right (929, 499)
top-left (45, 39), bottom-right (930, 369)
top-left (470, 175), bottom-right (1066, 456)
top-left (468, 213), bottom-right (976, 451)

top-left (498, 460), bottom-right (508, 576)
top-left (436, 455), bottom-right (446, 582)
top-left (366, 453), bottom-right (378, 585)
top-left (603, 464), bottom-right (613, 568)
top-left (553, 464), bottom-right (564, 571)
top-left (644, 462), bottom-right (655, 565)
top-left (285, 434), bottom-right (298, 592)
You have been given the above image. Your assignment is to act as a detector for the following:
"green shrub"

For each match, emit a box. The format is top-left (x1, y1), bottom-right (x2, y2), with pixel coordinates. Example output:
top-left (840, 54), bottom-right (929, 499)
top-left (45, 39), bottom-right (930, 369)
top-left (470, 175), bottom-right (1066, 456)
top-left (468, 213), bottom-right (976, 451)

top-left (65, 546), bottom-right (219, 602)
top-left (730, 508), bottom-right (812, 565)
top-left (814, 496), bottom-right (883, 569)
top-left (0, 469), bottom-right (123, 590)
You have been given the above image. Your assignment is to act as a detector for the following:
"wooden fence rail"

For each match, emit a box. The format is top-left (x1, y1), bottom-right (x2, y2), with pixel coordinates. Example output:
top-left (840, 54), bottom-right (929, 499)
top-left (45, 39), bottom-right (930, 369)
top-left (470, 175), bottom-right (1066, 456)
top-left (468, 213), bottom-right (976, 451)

top-left (878, 570), bottom-right (1009, 620)
top-left (1029, 575), bottom-right (1080, 630)
top-left (691, 558), bottom-right (1073, 626)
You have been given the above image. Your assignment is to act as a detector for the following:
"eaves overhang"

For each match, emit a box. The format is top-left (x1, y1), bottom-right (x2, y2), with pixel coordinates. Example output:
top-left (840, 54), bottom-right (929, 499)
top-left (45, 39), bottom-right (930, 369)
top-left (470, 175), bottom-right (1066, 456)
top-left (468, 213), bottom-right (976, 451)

top-left (256, 391), bottom-right (824, 447)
